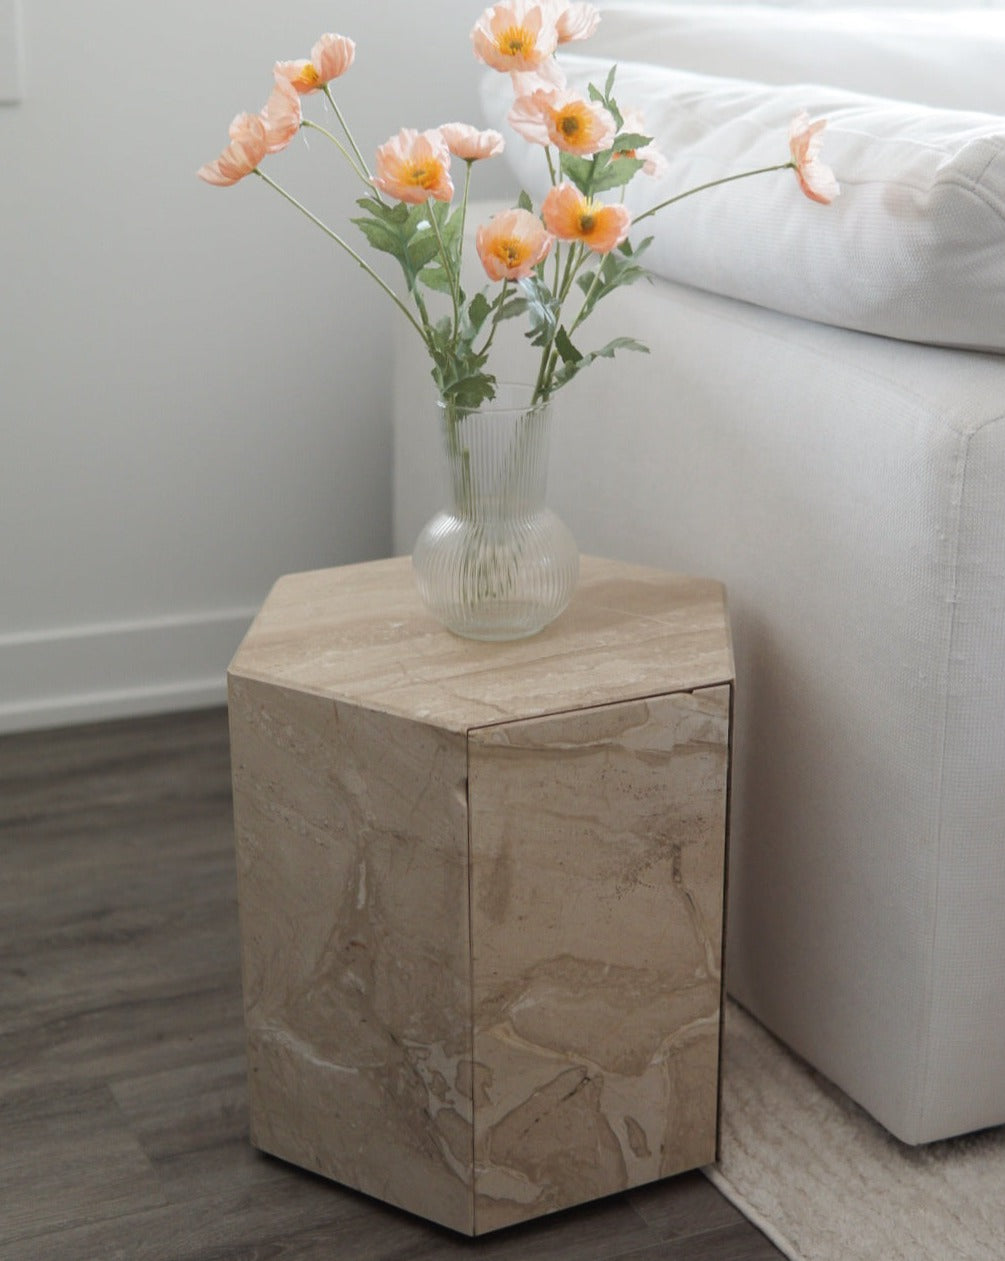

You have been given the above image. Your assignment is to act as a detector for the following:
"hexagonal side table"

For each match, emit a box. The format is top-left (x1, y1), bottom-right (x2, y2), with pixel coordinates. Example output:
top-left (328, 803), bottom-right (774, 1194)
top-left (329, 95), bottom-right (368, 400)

top-left (227, 554), bottom-right (734, 1236)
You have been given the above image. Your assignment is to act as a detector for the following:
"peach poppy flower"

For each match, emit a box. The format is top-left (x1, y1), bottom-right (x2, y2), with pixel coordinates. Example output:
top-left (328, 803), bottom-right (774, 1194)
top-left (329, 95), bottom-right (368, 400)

top-left (508, 88), bottom-right (554, 147)
top-left (509, 87), bottom-right (615, 156)
top-left (197, 113), bottom-right (268, 186)
top-left (311, 33), bottom-right (356, 83)
top-left (554, 2), bottom-right (600, 44)
top-left (541, 183), bottom-right (631, 253)
top-left (438, 122), bottom-right (505, 162)
top-left (273, 60), bottom-right (318, 94)
top-left (274, 33), bottom-right (355, 94)
top-left (373, 128), bottom-right (454, 204)
top-left (261, 74), bottom-right (302, 154)
top-left (789, 112), bottom-right (840, 205)
top-left (471, 2), bottom-right (560, 76)
top-left (546, 92), bottom-right (615, 156)
top-left (476, 207), bottom-right (553, 281)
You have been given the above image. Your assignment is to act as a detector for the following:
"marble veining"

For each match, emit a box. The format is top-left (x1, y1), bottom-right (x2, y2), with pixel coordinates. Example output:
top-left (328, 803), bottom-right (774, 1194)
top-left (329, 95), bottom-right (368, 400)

top-left (228, 557), bottom-right (733, 1235)
top-left (467, 688), bottom-right (729, 1231)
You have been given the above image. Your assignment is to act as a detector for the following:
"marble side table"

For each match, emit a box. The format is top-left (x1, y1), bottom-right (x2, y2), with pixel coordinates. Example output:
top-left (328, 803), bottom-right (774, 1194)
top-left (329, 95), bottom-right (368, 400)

top-left (227, 554), bottom-right (734, 1235)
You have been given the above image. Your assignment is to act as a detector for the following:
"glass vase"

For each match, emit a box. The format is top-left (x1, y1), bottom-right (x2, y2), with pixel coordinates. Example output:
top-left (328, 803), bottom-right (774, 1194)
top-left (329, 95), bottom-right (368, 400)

top-left (412, 384), bottom-right (579, 641)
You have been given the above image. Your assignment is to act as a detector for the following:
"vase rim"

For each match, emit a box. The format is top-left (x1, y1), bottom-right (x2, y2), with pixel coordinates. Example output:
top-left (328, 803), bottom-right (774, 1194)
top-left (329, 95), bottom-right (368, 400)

top-left (437, 382), bottom-right (548, 419)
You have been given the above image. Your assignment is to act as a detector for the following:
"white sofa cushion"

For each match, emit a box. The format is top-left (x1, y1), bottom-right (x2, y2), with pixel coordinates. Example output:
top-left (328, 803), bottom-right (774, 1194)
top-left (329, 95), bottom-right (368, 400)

top-left (589, 3), bottom-right (1005, 113)
top-left (392, 226), bottom-right (1005, 1141)
top-left (481, 55), bottom-right (1005, 352)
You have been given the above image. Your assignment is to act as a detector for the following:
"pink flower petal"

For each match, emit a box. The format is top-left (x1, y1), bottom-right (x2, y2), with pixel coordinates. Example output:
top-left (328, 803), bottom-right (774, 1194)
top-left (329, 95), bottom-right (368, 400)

top-left (197, 113), bottom-right (267, 187)
top-left (261, 74), bottom-right (302, 155)
top-left (476, 206), bottom-right (553, 280)
top-left (373, 128), bottom-right (454, 204)
top-left (554, 2), bottom-right (600, 44)
top-left (438, 122), bottom-right (505, 161)
top-left (789, 111), bottom-right (840, 205)
top-left (311, 33), bottom-right (356, 85)
top-left (471, 2), bottom-right (559, 74)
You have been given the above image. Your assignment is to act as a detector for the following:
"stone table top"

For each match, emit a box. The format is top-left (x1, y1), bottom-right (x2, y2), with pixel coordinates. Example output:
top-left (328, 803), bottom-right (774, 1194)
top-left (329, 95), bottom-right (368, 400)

top-left (228, 554), bottom-right (734, 734)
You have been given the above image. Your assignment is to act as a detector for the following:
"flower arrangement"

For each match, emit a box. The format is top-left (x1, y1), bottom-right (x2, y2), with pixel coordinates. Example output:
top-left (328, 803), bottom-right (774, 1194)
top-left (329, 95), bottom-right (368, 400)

top-left (199, 2), bottom-right (837, 413)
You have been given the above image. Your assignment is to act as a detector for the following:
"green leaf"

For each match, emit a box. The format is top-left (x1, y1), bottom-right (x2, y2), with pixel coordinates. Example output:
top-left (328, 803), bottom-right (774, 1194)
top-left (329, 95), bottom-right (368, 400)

top-left (351, 215), bottom-right (406, 259)
top-left (552, 335), bottom-right (649, 389)
top-left (441, 371), bottom-right (497, 409)
top-left (618, 234), bottom-right (653, 260)
top-left (465, 291), bottom-right (493, 337)
top-left (612, 132), bottom-right (652, 152)
top-left (590, 154), bottom-right (645, 192)
top-left (587, 70), bottom-right (626, 130)
top-left (417, 262), bottom-right (454, 293)
top-left (519, 274), bottom-right (558, 347)
top-left (355, 196), bottom-right (410, 226)
top-left (554, 326), bottom-right (582, 366)
top-left (559, 152), bottom-right (595, 195)
top-left (517, 188), bottom-right (534, 213)
top-left (405, 230), bottom-right (442, 273)
top-left (498, 295), bottom-right (528, 321)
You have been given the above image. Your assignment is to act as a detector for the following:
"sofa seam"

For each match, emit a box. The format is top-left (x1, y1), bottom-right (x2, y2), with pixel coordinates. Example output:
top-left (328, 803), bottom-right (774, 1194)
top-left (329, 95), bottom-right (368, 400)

top-left (914, 425), bottom-right (971, 1140)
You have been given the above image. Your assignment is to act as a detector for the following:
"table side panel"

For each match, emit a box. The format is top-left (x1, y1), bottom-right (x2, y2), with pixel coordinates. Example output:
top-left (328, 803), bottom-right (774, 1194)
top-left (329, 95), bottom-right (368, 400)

top-left (467, 685), bottom-right (731, 1233)
top-left (228, 674), bottom-right (475, 1234)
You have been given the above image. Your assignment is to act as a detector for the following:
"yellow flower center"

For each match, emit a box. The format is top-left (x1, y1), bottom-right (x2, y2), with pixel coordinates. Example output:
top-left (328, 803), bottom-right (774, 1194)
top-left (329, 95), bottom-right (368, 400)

top-left (497, 24), bottom-right (535, 58)
top-left (559, 112), bottom-right (581, 139)
top-left (493, 237), bottom-right (527, 267)
top-left (407, 159), bottom-right (444, 190)
top-left (578, 211), bottom-right (596, 234)
top-left (298, 63), bottom-right (321, 89)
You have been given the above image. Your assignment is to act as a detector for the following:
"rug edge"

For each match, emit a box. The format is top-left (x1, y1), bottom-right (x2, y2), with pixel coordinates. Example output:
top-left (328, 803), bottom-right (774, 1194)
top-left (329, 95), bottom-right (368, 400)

top-left (701, 1163), bottom-right (802, 1261)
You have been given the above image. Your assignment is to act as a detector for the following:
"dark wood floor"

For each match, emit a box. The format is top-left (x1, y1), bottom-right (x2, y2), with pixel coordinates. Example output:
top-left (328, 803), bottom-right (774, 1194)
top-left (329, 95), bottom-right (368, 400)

top-left (1, 707), bottom-right (784, 1261)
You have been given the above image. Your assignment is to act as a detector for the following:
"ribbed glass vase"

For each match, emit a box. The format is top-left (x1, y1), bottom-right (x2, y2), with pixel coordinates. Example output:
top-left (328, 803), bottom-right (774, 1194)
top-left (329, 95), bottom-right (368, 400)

top-left (412, 385), bottom-right (579, 641)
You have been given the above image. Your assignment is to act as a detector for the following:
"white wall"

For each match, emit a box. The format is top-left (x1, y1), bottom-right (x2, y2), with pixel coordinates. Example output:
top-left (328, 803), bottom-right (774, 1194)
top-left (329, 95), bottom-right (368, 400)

top-left (0, 0), bottom-right (504, 733)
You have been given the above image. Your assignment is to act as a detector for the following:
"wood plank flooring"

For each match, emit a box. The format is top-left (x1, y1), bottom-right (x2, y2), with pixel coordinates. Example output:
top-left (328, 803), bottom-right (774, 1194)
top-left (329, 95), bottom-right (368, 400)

top-left (0, 707), bottom-right (784, 1261)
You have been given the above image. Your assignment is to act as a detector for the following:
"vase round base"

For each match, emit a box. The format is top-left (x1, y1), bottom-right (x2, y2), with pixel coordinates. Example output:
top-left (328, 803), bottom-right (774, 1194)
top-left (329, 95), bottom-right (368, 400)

top-left (412, 511), bottom-right (579, 642)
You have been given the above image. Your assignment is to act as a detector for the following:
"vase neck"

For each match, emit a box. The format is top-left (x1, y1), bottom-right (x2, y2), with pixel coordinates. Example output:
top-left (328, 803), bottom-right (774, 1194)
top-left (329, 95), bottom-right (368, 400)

top-left (441, 402), bottom-right (551, 520)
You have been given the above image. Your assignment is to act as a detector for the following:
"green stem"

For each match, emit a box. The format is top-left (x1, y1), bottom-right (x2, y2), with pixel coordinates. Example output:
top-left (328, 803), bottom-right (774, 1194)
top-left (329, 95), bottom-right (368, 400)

top-left (635, 162), bottom-right (795, 223)
top-left (569, 264), bottom-right (604, 336)
top-left (323, 85), bottom-right (372, 180)
top-left (253, 168), bottom-right (427, 343)
top-left (456, 160), bottom-right (474, 285)
top-left (560, 241), bottom-right (585, 302)
top-left (545, 145), bottom-right (558, 187)
top-left (300, 119), bottom-right (369, 185)
top-left (428, 201), bottom-right (461, 342)
top-left (476, 279), bottom-right (511, 357)
top-left (533, 243), bottom-right (587, 403)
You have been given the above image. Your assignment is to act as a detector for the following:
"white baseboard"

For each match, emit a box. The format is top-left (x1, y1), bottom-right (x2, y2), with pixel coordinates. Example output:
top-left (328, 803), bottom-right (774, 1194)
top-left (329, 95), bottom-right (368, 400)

top-left (0, 607), bottom-right (258, 734)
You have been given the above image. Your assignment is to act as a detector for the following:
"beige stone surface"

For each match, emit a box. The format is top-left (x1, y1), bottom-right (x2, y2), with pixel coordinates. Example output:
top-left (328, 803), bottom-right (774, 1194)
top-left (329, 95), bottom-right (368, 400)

top-left (468, 687), bottom-right (730, 1231)
top-left (229, 554), bottom-right (734, 732)
top-left (228, 555), bottom-right (734, 1235)
top-left (228, 675), bottom-right (475, 1233)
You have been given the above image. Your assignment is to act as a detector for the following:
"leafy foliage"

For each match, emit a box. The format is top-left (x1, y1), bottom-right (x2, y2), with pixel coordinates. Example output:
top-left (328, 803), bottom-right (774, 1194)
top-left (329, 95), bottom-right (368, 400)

top-left (208, 11), bottom-right (812, 415)
top-left (337, 64), bottom-right (667, 407)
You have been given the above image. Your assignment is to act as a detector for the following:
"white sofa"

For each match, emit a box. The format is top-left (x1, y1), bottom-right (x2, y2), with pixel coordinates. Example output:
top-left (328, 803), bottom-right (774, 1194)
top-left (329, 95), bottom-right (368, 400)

top-left (392, 3), bottom-right (1005, 1145)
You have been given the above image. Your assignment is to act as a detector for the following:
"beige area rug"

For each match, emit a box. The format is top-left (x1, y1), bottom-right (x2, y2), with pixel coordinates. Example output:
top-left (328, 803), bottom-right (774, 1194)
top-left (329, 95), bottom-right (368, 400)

top-left (703, 1000), bottom-right (1005, 1261)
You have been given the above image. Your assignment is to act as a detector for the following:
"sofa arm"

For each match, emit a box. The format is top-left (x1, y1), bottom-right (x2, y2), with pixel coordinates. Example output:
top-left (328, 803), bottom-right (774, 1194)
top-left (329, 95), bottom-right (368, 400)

top-left (392, 248), bottom-right (1005, 1144)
